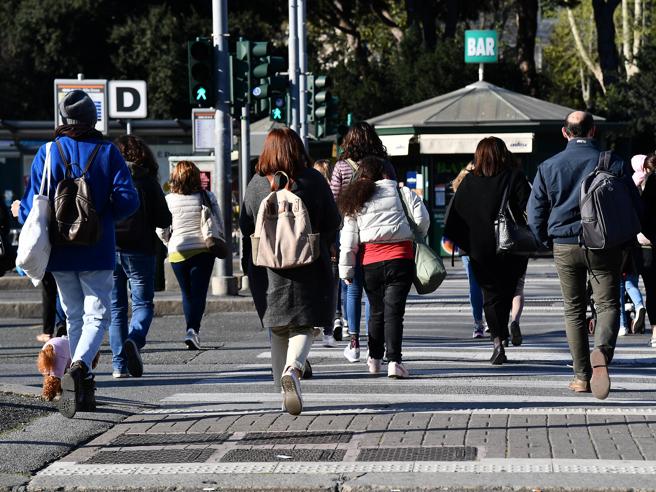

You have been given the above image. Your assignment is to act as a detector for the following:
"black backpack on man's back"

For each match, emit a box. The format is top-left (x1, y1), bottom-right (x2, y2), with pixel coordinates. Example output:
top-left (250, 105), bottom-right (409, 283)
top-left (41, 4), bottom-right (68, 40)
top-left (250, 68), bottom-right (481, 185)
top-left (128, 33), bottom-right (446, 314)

top-left (50, 140), bottom-right (102, 246)
top-left (579, 151), bottom-right (641, 250)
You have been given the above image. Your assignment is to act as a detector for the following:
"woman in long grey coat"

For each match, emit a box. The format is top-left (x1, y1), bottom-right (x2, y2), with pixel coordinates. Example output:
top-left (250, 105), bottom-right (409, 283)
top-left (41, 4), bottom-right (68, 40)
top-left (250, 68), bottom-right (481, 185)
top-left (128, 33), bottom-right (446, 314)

top-left (239, 128), bottom-right (341, 415)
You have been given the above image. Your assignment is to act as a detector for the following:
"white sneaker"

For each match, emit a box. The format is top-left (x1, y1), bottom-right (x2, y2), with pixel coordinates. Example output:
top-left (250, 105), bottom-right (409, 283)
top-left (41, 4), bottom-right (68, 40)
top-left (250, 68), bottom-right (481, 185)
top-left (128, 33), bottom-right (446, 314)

top-left (322, 334), bottom-right (337, 348)
top-left (388, 361), bottom-right (409, 379)
top-left (112, 370), bottom-right (129, 379)
top-left (342, 319), bottom-right (350, 339)
top-left (618, 326), bottom-right (628, 337)
top-left (483, 321), bottom-right (490, 333)
top-left (343, 338), bottom-right (360, 362)
top-left (650, 336), bottom-right (656, 348)
top-left (280, 367), bottom-right (303, 415)
top-left (184, 329), bottom-right (201, 350)
top-left (367, 357), bottom-right (382, 374)
top-left (312, 327), bottom-right (322, 339)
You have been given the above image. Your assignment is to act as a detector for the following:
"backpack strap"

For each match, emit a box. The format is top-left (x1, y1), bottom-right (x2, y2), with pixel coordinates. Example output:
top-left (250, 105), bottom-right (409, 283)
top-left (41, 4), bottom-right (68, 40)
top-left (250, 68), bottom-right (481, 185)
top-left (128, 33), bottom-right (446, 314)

top-left (597, 151), bottom-right (612, 171)
top-left (83, 144), bottom-right (101, 174)
top-left (270, 171), bottom-right (291, 191)
top-left (55, 140), bottom-right (72, 178)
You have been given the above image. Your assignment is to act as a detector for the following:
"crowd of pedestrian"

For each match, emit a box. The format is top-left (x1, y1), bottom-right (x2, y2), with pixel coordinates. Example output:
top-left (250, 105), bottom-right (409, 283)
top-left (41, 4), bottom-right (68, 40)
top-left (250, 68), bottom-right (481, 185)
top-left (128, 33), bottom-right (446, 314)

top-left (4, 92), bottom-right (655, 418)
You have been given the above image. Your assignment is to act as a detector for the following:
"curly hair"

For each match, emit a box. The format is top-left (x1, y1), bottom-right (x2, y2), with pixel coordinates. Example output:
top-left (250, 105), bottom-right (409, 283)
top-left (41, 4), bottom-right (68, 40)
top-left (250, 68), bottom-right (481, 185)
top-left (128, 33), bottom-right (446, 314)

top-left (340, 122), bottom-right (387, 162)
top-left (114, 135), bottom-right (159, 177)
top-left (337, 156), bottom-right (385, 217)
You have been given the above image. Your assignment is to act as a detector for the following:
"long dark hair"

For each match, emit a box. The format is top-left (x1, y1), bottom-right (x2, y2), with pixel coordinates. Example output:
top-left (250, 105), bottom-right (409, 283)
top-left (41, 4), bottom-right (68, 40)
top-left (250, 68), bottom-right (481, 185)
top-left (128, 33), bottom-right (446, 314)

top-left (340, 122), bottom-right (387, 162)
top-left (472, 137), bottom-right (515, 177)
top-left (337, 156), bottom-right (385, 216)
top-left (114, 135), bottom-right (159, 177)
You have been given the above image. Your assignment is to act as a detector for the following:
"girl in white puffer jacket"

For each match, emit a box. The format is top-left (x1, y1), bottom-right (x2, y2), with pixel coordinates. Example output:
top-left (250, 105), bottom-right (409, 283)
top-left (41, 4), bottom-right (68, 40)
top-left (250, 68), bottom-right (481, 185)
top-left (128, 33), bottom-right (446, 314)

top-left (338, 157), bottom-right (429, 378)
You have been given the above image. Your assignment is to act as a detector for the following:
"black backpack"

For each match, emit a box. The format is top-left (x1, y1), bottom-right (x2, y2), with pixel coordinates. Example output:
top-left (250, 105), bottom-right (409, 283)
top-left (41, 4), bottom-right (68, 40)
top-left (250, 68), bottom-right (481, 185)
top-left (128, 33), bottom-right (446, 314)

top-left (579, 151), bottom-right (641, 250)
top-left (51, 140), bottom-right (102, 246)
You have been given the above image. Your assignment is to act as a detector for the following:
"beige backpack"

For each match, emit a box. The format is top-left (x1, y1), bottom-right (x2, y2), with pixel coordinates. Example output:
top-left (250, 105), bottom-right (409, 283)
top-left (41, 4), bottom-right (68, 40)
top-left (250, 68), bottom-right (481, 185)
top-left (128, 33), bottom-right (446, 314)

top-left (251, 171), bottom-right (320, 269)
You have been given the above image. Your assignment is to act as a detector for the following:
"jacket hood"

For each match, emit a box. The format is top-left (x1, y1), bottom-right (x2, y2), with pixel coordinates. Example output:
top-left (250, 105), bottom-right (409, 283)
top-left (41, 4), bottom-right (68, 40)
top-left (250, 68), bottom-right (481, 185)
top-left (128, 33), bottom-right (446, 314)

top-left (127, 161), bottom-right (150, 179)
top-left (632, 154), bottom-right (647, 187)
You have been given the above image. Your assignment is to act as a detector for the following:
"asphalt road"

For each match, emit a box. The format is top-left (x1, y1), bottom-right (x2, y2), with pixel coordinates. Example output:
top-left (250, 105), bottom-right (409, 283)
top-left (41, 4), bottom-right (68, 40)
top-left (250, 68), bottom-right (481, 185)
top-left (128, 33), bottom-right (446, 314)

top-left (1, 259), bottom-right (655, 491)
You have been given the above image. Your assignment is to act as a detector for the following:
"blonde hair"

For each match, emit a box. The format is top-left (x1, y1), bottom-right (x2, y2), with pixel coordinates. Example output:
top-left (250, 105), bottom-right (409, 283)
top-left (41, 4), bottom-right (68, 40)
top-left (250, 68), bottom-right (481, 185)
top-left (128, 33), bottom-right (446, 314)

top-left (313, 159), bottom-right (334, 183)
top-left (451, 162), bottom-right (475, 192)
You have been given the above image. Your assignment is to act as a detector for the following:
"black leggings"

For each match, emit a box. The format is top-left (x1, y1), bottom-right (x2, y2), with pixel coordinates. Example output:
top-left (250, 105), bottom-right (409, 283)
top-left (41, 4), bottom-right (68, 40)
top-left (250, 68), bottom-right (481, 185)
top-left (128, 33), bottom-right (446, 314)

top-left (635, 246), bottom-right (656, 326)
top-left (470, 255), bottom-right (528, 340)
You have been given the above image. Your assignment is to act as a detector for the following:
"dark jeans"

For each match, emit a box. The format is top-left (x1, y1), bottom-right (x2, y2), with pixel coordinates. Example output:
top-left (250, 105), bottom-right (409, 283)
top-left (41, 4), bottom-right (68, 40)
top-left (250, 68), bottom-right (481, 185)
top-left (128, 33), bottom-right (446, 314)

top-left (170, 252), bottom-right (215, 332)
top-left (363, 258), bottom-right (414, 363)
top-left (470, 255), bottom-right (528, 341)
top-left (553, 243), bottom-right (621, 381)
top-left (41, 272), bottom-right (66, 335)
top-left (635, 246), bottom-right (656, 325)
top-left (109, 252), bottom-right (156, 372)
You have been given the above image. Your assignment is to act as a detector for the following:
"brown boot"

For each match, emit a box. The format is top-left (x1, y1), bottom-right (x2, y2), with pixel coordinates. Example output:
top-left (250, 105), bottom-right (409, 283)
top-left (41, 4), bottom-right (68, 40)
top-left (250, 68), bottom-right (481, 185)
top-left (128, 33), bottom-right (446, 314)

top-left (568, 378), bottom-right (590, 393)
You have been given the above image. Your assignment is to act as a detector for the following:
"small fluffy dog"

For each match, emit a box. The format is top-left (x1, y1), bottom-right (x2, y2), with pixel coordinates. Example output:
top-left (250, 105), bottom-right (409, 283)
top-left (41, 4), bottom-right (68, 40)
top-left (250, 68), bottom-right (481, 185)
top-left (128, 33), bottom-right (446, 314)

top-left (37, 337), bottom-right (99, 401)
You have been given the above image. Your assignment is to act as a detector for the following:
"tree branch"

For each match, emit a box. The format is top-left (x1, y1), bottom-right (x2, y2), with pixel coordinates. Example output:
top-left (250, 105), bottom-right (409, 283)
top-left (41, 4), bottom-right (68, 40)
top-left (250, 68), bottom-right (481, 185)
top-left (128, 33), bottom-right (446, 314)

top-left (567, 6), bottom-right (606, 93)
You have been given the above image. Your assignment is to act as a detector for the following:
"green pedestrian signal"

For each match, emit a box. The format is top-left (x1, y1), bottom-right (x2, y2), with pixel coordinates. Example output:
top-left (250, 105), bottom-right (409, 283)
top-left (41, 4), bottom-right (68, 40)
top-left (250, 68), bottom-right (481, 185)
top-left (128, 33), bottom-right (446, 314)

top-left (308, 74), bottom-right (337, 138)
top-left (270, 95), bottom-right (287, 122)
top-left (187, 38), bottom-right (213, 107)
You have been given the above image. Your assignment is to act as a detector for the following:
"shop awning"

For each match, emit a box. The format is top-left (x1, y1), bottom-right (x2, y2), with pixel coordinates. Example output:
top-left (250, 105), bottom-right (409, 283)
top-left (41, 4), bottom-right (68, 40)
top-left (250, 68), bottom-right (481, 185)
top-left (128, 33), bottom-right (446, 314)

top-left (418, 133), bottom-right (534, 154)
top-left (379, 134), bottom-right (414, 156)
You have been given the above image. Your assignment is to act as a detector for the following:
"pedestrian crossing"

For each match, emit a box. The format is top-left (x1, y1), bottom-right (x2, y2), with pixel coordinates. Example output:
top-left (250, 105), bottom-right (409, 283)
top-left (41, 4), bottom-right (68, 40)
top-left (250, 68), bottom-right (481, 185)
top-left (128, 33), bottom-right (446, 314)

top-left (33, 306), bottom-right (656, 488)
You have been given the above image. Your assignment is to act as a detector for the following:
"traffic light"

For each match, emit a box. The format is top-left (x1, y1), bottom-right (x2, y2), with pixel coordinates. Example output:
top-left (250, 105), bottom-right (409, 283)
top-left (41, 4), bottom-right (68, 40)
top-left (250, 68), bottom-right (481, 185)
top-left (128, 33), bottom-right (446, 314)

top-left (270, 94), bottom-right (287, 123)
top-left (187, 38), bottom-right (213, 107)
top-left (232, 39), bottom-right (288, 118)
top-left (308, 74), bottom-right (339, 138)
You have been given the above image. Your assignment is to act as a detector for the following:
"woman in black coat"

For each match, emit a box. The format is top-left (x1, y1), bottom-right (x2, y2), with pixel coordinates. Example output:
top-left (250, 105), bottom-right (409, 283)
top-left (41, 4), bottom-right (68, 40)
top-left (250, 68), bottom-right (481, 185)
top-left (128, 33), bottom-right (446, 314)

top-left (444, 137), bottom-right (531, 364)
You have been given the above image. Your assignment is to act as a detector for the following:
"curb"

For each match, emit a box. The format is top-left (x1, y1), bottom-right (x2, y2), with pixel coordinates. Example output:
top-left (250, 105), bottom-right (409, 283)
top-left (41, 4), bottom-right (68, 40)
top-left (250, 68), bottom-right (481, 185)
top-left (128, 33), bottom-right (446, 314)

top-left (0, 295), bottom-right (256, 319)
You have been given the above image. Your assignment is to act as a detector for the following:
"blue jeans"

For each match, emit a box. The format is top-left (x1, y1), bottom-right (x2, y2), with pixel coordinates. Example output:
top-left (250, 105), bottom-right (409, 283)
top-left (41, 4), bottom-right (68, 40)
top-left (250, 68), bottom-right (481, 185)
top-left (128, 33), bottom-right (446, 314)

top-left (109, 252), bottom-right (156, 372)
top-left (346, 261), bottom-right (370, 336)
top-left (462, 255), bottom-right (483, 322)
top-left (620, 273), bottom-right (645, 327)
top-left (52, 270), bottom-right (113, 374)
top-left (170, 252), bottom-right (215, 332)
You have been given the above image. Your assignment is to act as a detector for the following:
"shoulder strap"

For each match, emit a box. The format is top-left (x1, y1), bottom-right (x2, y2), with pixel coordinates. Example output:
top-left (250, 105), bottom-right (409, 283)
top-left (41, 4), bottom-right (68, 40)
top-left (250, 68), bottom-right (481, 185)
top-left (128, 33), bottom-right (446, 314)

top-left (498, 171), bottom-right (519, 222)
top-left (269, 171), bottom-right (291, 191)
top-left (55, 140), bottom-right (72, 178)
top-left (396, 187), bottom-right (419, 236)
top-left (83, 144), bottom-right (101, 174)
top-left (597, 151), bottom-right (612, 171)
top-left (346, 159), bottom-right (358, 173)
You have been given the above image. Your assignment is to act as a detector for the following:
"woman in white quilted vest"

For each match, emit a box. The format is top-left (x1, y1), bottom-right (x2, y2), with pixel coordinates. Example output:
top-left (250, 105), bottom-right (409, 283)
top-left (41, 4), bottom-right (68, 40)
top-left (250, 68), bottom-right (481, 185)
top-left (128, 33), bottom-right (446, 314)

top-left (157, 161), bottom-right (220, 350)
top-left (338, 156), bottom-right (429, 378)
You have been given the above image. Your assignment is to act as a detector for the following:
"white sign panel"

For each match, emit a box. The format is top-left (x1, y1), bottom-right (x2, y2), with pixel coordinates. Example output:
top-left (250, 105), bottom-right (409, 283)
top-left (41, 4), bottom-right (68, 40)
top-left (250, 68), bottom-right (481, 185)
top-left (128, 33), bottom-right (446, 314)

top-left (418, 133), bottom-right (534, 154)
top-left (192, 108), bottom-right (216, 153)
top-left (109, 80), bottom-right (147, 119)
top-left (54, 79), bottom-right (108, 134)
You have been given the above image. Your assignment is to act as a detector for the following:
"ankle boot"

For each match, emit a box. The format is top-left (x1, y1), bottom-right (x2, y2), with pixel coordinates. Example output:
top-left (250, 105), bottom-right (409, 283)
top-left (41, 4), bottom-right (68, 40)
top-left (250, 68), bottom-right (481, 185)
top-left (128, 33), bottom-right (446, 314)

top-left (490, 338), bottom-right (506, 365)
top-left (79, 375), bottom-right (96, 412)
top-left (58, 360), bottom-right (89, 418)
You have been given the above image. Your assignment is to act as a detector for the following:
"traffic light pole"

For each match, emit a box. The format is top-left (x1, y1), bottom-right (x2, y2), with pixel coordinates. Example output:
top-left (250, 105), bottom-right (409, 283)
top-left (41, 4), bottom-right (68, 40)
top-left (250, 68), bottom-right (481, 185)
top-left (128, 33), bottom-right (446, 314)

top-left (288, 0), bottom-right (299, 133)
top-left (212, 0), bottom-right (237, 295)
top-left (297, 0), bottom-right (308, 148)
top-left (239, 104), bottom-right (251, 290)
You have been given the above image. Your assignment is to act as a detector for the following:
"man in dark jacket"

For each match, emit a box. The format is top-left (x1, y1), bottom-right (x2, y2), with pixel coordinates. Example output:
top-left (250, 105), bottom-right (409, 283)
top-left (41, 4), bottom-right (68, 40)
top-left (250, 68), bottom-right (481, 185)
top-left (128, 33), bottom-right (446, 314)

top-left (528, 111), bottom-right (633, 400)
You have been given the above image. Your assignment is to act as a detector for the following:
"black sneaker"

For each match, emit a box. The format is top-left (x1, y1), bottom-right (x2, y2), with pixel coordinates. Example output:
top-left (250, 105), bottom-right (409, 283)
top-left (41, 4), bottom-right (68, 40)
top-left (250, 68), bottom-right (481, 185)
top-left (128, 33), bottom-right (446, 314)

top-left (510, 321), bottom-right (523, 346)
top-left (58, 361), bottom-right (88, 419)
top-left (123, 339), bottom-right (143, 378)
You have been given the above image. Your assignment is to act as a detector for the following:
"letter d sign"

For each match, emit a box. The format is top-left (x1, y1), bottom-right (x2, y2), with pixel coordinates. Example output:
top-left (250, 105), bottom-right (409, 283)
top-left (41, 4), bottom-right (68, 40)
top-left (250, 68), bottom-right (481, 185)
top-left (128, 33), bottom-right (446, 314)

top-left (109, 80), bottom-right (148, 119)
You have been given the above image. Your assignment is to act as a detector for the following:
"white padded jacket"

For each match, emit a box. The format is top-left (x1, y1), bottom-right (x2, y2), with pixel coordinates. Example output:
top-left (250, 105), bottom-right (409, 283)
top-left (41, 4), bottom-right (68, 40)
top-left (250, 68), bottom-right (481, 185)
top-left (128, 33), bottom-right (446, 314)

top-left (339, 179), bottom-right (429, 280)
top-left (156, 191), bottom-right (219, 255)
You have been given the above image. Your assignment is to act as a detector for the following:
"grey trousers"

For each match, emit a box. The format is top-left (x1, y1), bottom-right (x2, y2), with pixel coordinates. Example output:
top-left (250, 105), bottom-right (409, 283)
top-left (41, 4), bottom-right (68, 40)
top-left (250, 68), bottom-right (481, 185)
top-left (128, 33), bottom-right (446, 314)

top-left (553, 243), bottom-right (621, 381)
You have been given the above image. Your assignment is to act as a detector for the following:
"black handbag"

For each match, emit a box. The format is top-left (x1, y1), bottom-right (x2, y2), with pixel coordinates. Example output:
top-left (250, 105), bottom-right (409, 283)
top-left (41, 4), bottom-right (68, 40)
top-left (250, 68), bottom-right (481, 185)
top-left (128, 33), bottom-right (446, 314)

top-left (494, 176), bottom-right (539, 255)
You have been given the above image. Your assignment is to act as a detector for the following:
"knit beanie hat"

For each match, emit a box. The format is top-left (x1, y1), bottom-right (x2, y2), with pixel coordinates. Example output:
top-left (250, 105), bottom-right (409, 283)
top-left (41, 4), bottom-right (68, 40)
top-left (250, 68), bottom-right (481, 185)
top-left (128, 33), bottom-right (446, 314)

top-left (59, 90), bottom-right (97, 125)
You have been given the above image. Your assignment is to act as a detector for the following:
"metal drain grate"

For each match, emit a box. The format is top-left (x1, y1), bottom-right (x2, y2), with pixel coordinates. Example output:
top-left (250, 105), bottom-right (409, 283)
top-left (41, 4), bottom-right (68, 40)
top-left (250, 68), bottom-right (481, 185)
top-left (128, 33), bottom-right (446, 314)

top-left (356, 446), bottom-right (477, 462)
top-left (240, 431), bottom-right (352, 445)
top-left (221, 449), bottom-right (346, 462)
top-left (86, 449), bottom-right (214, 464)
top-left (110, 433), bottom-right (229, 447)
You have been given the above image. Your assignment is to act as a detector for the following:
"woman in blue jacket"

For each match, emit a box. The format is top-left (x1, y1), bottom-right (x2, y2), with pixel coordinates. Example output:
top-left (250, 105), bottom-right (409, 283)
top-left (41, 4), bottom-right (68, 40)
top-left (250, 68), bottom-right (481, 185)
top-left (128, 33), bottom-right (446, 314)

top-left (15, 90), bottom-right (139, 418)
